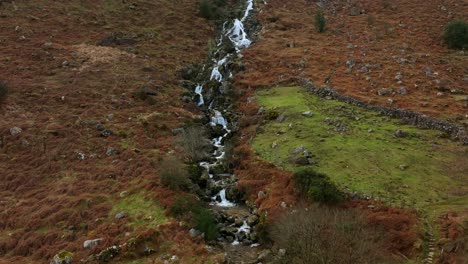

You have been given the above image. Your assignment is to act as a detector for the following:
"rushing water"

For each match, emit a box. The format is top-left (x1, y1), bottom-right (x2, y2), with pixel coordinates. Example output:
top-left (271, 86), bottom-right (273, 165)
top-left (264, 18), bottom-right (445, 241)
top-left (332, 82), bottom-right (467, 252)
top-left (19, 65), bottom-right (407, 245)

top-left (192, 0), bottom-right (257, 247)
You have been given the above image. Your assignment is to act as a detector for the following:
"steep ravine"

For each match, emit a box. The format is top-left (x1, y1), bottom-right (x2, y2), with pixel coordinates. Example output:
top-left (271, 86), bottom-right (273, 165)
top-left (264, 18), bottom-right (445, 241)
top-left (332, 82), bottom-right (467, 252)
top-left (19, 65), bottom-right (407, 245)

top-left (186, 0), bottom-right (268, 262)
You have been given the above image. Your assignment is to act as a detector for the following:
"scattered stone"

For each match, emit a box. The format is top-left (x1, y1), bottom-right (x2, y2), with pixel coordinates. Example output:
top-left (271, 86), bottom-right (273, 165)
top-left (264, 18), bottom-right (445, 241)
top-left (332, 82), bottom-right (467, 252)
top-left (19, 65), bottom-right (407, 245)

top-left (395, 72), bottom-right (403, 81)
top-left (346, 60), bottom-right (356, 70)
top-left (119, 191), bottom-right (128, 198)
top-left (368, 129), bottom-right (374, 133)
top-left (62, 60), bottom-right (69, 67)
top-left (398, 87), bottom-right (408, 95)
top-left (271, 141), bottom-right (278, 148)
top-left (96, 245), bottom-right (120, 262)
top-left (182, 96), bottom-right (191, 103)
top-left (278, 248), bottom-right (286, 257)
top-left (107, 114), bottom-right (115, 121)
top-left (77, 152), bottom-right (86, 160)
top-left (257, 107), bottom-right (266, 115)
top-left (302, 111), bottom-right (313, 117)
top-left (437, 92), bottom-right (444, 97)
top-left (106, 147), bottom-right (119, 156)
top-left (258, 191), bottom-right (266, 199)
top-left (394, 129), bottom-right (408, 138)
top-left (115, 211), bottom-right (128, 219)
top-left (287, 41), bottom-right (295, 48)
top-left (365, 76), bottom-right (371, 81)
top-left (9, 127), bottom-right (22, 137)
top-left (377, 88), bottom-right (389, 96)
top-left (424, 67), bottom-right (435, 78)
top-left (276, 114), bottom-right (286, 123)
top-left (346, 43), bottom-right (355, 49)
top-left (280, 201), bottom-right (287, 208)
top-left (100, 129), bottom-right (113, 137)
top-left (257, 250), bottom-right (272, 261)
top-left (50, 251), bottom-right (73, 264)
top-left (189, 228), bottom-right (202, 238)
top-left (399, 165), bottom-right (408, 171)
top-left (83, 238), bottom-right (103, 249)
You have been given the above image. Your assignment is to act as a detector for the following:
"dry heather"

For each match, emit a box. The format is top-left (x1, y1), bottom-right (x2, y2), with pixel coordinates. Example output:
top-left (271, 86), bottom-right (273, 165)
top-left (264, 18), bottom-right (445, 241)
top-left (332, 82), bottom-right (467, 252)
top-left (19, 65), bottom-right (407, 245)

top-left (238, 0), bottom-right (467, 121)
top-left (0, 0), bottom-right (215, 262)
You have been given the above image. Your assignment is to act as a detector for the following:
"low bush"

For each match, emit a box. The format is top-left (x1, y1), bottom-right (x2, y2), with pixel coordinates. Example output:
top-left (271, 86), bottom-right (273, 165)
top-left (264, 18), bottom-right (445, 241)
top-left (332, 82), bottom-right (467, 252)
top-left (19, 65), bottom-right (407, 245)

top-left (443, 20), bottom-right (468, 49)
top-left (169, 196), bottom-right (218, 241)
top-left (159, 156), bottom-right (190, 191)
top-left (293, 168), bottom-right (344, 204)
top-left (315, 10), bottom-right (326, 33)
top-left (271, 206), bottom-right (389, 264)
top-left (0, 81), bottom-right (8, 103)
top-left (180, 126), bottom-right (210, 162)
top-left (198, 0), bottom-right (227, 20)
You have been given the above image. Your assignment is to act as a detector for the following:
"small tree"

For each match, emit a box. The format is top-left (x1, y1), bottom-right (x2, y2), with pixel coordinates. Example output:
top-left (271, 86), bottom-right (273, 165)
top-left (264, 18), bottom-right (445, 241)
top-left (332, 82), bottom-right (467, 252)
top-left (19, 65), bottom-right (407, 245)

top-left (159, 155), bottom-right (190, 190)
top-left (315, 10), bottom-right (326, 33)
top-left (443, 20), bottom-right (468, 49)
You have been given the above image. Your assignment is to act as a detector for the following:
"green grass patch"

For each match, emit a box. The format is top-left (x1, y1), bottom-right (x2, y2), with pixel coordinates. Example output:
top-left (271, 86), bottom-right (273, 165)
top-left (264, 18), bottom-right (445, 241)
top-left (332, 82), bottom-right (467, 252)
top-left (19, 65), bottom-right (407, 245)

top-left (253, 86), bottom-right (468, 216)
top-left (111, 193), bottom-right (167, 228)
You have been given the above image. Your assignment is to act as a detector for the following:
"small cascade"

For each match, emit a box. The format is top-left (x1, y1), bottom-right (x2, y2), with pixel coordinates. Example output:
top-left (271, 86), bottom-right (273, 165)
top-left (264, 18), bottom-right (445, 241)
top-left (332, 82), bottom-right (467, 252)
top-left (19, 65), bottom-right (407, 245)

top-left (241, 0), bottom-right (254, 21)
top-left (232, 221), bottom-right (251, 245)
top-left (194, 84), bottom-right (204, 106)
top-left (227, 19), bottom-right (251, 51)
top-left (212, 189), bottom-right (236, 208)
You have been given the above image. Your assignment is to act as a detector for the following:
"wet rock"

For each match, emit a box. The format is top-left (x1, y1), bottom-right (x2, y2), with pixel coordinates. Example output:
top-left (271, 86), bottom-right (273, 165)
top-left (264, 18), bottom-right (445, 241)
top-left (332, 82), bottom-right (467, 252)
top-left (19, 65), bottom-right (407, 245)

top-left (247, 215), bottom-right (259, 226)
top-left (83, 238), bottom-right (103, 249)
top-left (394, 129), bottom-right (408, 138)
top-left (115, 211), bottom-right (128, 219)
top-left (424, 67), bottom-right (435, 78)
top-left (106, 147), bottom-right (119, 156)
top-left (100, 129), bottom-right (113, 137)
top-left (50, 250), bottom-right (73, 264)
top-left (302, 111), bottom-right (313, 117)
top-left (9, 127), bottom-right (22, 137)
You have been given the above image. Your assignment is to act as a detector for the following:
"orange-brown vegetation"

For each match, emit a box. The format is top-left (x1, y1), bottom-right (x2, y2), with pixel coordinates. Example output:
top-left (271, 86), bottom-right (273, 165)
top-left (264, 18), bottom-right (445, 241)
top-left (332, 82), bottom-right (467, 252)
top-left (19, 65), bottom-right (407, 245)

top-left (0, 0), bottom-right (214, 262)
top-left (238, 0), bottom-right (467, 121)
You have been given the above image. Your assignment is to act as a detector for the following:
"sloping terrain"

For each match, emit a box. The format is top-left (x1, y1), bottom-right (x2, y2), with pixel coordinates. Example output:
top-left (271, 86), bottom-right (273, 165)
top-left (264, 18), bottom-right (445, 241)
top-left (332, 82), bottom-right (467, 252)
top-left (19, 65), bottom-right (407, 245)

top-left (0, 0), bottom-right (217, 263)
top-left (238, 0), bottom-right (467, 121)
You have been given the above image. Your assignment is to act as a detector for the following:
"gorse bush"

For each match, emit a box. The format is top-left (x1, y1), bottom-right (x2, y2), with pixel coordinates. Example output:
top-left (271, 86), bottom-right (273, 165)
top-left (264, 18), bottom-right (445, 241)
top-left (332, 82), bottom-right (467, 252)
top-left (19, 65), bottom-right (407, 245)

top-left (443, 20), bottom-right (468, 49)
top-left (293, 168), bottom-right (344, 204)
top-left (159, 155), bottom-right (190, 191)
top-left (0, 81), bottom-right (8, 103)
top-left (169, 196), bottom-right (219, 241)
top-left (315, 10), bottom-right (326, 33)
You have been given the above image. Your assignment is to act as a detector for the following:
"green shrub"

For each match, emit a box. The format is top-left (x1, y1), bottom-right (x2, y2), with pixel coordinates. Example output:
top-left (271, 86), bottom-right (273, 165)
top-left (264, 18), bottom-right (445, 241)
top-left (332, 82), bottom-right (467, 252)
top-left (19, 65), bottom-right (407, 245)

top-left (169, 196), bottom-right (218, 241)
top-left (293, 168), bottom-right (344, 204)
top-left (0, 81), bottom-right (8, 103)
top-left (315, 10), bottom-right (326, 33)
top-left (199, 0), bottom-right (215, 20)
top-left (443, 20), bottom-right (468, 49)
top-left (159, 156), bottom-right (190, 191)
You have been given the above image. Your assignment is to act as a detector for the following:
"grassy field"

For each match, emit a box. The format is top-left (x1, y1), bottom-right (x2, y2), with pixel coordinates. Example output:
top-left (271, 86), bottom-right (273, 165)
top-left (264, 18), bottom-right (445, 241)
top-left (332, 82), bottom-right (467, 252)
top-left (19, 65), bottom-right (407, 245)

top-left (252, 86), bottom-right (468, 218)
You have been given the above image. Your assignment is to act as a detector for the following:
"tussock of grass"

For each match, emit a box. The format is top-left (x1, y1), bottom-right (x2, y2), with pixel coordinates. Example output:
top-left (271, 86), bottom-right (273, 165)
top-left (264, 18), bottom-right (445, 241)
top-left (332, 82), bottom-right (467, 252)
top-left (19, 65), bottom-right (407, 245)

top-left (253, 86), bottom-right (468, 216)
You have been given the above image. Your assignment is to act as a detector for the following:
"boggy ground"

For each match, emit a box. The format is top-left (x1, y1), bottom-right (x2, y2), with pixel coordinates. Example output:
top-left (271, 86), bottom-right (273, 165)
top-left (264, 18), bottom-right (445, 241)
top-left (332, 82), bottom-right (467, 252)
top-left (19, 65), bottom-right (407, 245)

top-left (0, 0), bottom-right (221, 263)
top-left (237, 0), bottom-right (468, 122)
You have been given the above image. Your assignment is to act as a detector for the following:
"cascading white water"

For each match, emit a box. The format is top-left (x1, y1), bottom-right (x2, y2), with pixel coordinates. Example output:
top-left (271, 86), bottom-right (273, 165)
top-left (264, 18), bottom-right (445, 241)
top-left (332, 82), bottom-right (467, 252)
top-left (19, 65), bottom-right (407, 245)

top-left (212, 189), bottom-right (236, 207)
top-left (227, 19), bottom-right (251, 51)
top-left (241, 0), bottom-right (254, 21)
top-left (194, 84), bottom-right (204, 106)
top-left (232, 220), bottom-right (251, 245)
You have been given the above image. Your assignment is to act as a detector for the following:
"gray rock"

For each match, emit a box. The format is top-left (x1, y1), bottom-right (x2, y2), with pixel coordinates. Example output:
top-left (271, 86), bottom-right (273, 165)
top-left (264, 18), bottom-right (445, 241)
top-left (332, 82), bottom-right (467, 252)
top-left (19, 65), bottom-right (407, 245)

top-left (399, 165), bottom-right (408, 171)
top-left (100, 129), bottom-right (113, 137)
top-left (346, 60), bottom-right (356, 70)
top-left (257, 107), bottom-right (266, 115)
top-left (346, 43), bottom-right (355, 49)
top-left (247, 215), bottom-right (259, 226)
top-left (394, 129), bottom-right (408, 138)
top-left (83, 238), bottom-right (103, 249)
top-left (107, 114), bottom-right (115, 121)
top-left (115, 211), bottom-right (128, 219)
top-left (398, 87), bottom-right (408, 95)
top-left (358, 66), bottom-right (369, 73)
top-left (278, 248), bottom-right (287, 257)
top-left (276, 114), bottom-right (286, 123)
top-left (258, 191), bottom-right (266, 199)
top-left (302, 111), bottom-right (313, 117)
top-left (395, 72), bottom-right (403, 81)
top-left (50, 251), bottom-right (73, 264)
top-left (280, 201), bottom-right (287, 208)
top-left (9, 127), bottom-right (22, 137)
top-left (424, 67), bottom-right (435, 78)
top-left (189, 228), bottom-right (202, 238)
top-left (377, 88), bottom-right (389, 96)
top-left (106, 147), bottom-right (119, 156)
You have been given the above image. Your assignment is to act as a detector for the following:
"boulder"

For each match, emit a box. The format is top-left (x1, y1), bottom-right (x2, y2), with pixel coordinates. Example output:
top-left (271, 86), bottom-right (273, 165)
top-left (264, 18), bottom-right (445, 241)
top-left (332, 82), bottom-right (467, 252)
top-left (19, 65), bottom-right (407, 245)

top-left (83, 238), bottom-right (103, 249)
top-left (302, 111), bottom-right (313, 117)
top-left (50, 251), bottom-right (73, 264)
top-left (189, 228), bottom-right (202, 238)
top-left (115, 211), bottom-right (128, 219)
top-left (394, 129), bottom-right (408, 138)
top-left (9, 127), bottom-right (22, 137)
top-left (247, 215), bottom-right (259, 226)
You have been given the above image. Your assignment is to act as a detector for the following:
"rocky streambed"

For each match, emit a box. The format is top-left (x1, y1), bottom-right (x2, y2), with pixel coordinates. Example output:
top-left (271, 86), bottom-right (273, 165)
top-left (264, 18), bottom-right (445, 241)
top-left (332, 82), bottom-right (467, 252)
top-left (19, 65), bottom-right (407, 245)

top-left (183, 0), bottom-right (268, 262)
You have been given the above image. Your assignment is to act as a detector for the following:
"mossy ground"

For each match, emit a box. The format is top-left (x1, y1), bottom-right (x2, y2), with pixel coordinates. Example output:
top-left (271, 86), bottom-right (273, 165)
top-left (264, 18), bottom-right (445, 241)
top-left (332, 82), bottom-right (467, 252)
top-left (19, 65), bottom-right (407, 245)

top-left (111, 193), bottom-right (167, 229)
top-left (252, 86), bottom-right (468, 218)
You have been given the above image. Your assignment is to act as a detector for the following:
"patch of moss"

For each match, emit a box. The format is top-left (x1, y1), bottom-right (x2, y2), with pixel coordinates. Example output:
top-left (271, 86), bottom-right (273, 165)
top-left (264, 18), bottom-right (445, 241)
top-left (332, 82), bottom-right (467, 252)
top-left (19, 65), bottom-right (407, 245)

top-left (253, 86), bottom-right (468, 217)
top-left (111, 193), bottom-right (167, 228)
